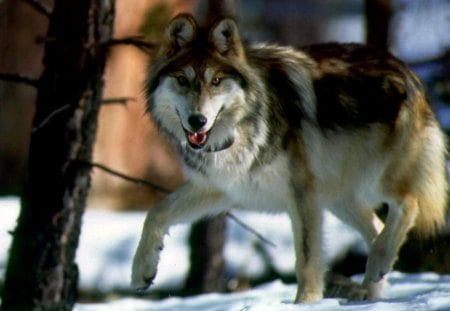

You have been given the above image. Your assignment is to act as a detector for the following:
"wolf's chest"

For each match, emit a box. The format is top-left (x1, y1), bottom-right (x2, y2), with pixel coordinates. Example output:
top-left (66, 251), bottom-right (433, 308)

top-left (205, 154), bottom-right (295, 213)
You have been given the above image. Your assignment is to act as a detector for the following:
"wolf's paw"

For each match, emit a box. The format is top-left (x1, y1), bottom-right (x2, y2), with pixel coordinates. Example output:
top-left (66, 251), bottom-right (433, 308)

top-left (366, 263), bottom-right (389, 283)
top-left (362, 277), bottom-right (387, 300)
top-left (324, 273), bottom-right (367, 301)
top-left (131, 243), bottom-right (163, 291)
top-left (294, 291), bottom-right (323, 303)
top-left (294, 284), bottom-right (323, 303)
top-left (365, 243), bottom-right (394, 283)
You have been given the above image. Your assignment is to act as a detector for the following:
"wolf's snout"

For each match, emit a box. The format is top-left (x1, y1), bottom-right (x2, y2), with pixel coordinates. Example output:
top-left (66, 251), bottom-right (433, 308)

top-left (188, 113), bottom-right (207, 131)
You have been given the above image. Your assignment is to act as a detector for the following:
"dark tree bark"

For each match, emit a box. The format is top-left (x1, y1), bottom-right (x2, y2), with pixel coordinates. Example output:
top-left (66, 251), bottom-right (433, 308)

top-left (0, 0), bottom-right (114, 310)
top-left (365, 0), bottom-right (392, 50)
top-left (185, 216), bottom-right (227, 294)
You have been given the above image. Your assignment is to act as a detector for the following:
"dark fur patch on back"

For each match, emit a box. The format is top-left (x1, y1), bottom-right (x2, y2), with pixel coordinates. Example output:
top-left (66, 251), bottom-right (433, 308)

top-left (313, 74), bottom-right (405, 129)
top-left (303, 43), bottom-right (410, 130)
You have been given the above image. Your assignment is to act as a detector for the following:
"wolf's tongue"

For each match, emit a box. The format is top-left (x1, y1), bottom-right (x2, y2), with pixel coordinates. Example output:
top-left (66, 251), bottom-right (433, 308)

top-left (187, 132), bottom-right (207, 147)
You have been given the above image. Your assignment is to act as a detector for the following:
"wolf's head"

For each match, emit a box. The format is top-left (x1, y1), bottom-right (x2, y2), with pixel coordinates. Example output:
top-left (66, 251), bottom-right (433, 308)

top-left (146, 14), bottom-right (260, 153)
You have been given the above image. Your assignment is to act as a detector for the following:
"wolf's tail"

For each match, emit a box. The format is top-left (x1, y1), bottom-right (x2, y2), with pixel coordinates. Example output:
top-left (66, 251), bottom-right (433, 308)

top-left (412, 124), bottom-right (448, 238)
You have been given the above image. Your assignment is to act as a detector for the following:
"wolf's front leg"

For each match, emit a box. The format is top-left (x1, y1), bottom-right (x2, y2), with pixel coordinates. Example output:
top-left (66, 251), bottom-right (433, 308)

top-left (290, 188), bottom-right (324, 303)
top-left (131, 181), bottom-right (229, 290)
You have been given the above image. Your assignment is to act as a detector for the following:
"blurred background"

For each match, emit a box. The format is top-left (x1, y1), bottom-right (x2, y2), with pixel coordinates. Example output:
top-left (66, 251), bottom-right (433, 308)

top-left (1, 0), bottom-right (449, 302)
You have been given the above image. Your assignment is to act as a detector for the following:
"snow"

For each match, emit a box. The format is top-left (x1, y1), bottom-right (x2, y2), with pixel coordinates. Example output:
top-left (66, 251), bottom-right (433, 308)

top-left (1, 197), bottom-right (450, 310)
top-left (392, 0), bottom-right (450, 63)
top-left (75, 273), bottom-right (450, 311)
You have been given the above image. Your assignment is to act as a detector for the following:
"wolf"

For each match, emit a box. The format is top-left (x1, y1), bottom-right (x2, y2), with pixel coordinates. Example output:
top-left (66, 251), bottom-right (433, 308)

top-left (131, 14), bottom-right (448, 303)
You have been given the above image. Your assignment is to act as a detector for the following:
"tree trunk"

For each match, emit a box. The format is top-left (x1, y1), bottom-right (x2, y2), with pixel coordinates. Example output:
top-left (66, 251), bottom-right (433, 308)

top-left (0, 1), bottom-right (114, 310)
top-left (185, 216), bottom-right (227, 294)
top-left (365, 0), bottom-right (392, 50)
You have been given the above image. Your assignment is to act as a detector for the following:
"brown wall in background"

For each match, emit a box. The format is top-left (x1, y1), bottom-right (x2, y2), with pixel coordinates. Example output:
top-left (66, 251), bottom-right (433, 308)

top-left (89, 0), bottom-right (197, 210)
top-left (0, 0), bottom-right (51, 194)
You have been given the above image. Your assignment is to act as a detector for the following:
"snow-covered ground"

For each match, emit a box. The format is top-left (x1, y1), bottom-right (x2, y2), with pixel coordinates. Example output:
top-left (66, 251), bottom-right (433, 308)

top-left (1, 197), bottom-right (450, 310)
top-left (76, 273), bottom-right (450, 311)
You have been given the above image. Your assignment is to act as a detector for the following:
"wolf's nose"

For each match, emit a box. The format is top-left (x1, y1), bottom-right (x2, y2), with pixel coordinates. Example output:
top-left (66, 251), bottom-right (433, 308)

top-left (188, 113), bottom-right (207, 131)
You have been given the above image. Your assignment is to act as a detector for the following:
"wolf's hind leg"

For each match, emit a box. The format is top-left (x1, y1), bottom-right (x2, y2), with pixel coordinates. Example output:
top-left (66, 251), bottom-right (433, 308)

top-left (131, 182), bottom-right (229, 290)
top-left (363, 195), bottom-right (419, 300)
top-left (330, 201), bottom-right (385, 299)
top-left (331, 200), bottom-right (384, 248)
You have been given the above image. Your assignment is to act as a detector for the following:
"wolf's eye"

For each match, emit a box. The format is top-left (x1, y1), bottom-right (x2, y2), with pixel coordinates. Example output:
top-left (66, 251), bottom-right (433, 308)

top-left (176, 76), bottom-right (189, 86)
top-left (211, 77), bottom-right (222, 87)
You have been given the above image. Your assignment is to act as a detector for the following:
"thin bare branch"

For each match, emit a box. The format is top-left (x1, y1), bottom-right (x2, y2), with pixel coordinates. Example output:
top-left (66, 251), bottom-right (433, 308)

top-left (21, 0), bottom-right (52, 18)
top-left (31, 105), bottom-right (71, 133)
top-left (107, 37), bottom-right (156, 53)
top-left (226, 212), bottom-right (276, 248)
top-left (101, 97), bottom-right (136, 105)
top-left (32, 97), bottom-right (136, 133)
top-left (76, 160), bottom-right (172, 194)
top-left (0, 72), bottom-right (39, 87)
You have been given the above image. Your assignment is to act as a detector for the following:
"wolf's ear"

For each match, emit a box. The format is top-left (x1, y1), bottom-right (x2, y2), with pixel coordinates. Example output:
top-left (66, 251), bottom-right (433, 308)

top-left (210, 18), bottom-right (245, 59)
top-left (160, 14), bottom-right (197, 56)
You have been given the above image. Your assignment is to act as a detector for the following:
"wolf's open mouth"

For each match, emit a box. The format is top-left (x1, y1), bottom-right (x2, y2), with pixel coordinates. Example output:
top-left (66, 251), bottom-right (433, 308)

top-left (185, 130), bottom-right (209, 149)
